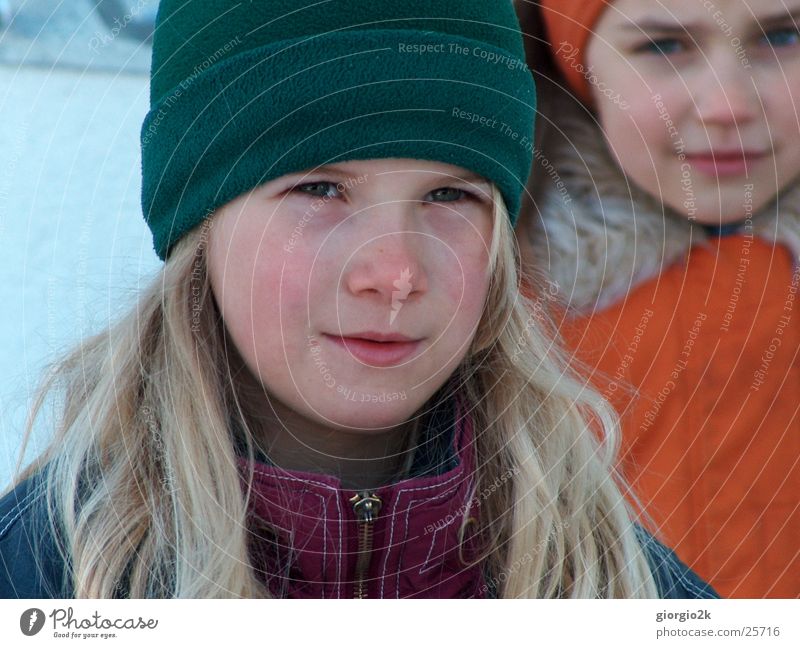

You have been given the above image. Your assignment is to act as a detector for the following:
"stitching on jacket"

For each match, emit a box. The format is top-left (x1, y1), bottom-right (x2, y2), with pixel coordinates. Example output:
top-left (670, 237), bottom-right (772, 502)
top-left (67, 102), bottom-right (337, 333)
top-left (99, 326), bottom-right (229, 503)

top-left (663, 546), bottom-right (709, 598)
top-left (667, 556), bottom-right (709, 598)
top-left (301, 487), bottom-right (328, 599)
top-left (379, 401), bottom-right (473, 598)
top-left (249, 467), bottom-right (337, 492)
top-left (249, 405), bottom-right (472, 599)
top-left (380, 468), bottom-right (467, 598)
top-left (0, 488), bottom-right (39, 539)
top-left (419, 516), bottom-right (453, 575)
top-left (648, 538), bottom-right (675, 594)
top-left (248, 467), bottom-right (343, 598)
top-left (648, 536), bottom-right (709, 598)
top-left (416, 483), bottom-right (480, 579)
top-left (396, 487), bottom-right (464, 596)
top-left (394, 478), bottom-right (471, 597)
top-left (331, 494), bottom-right (343, 599)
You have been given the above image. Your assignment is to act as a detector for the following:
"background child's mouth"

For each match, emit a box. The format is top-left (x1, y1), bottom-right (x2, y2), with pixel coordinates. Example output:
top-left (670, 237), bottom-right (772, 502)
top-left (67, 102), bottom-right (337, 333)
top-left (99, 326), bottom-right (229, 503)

top-left (685, 152), bottom-right (767, 178)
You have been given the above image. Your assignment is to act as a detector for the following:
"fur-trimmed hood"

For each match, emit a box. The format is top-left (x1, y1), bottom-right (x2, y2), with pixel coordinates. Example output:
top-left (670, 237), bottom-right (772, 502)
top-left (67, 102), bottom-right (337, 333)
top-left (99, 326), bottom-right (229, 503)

top-left (523, 91), bottom-right (800, 312)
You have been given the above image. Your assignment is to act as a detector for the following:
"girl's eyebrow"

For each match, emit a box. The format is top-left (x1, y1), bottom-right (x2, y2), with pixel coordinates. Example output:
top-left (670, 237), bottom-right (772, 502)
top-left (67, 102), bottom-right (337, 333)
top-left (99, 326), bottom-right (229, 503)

top-left (450, 171), bottom-right (491, 185)
top-left (373, 169), bottom-right (491, 187)
top-left (293, 164), bottom-right (354, 179)
top-left (297, 166), bottom-right (492, 191)
top-left (291, 165), bottom-right (492, 193)
top-left (433, 172), bottom-right (492, 190)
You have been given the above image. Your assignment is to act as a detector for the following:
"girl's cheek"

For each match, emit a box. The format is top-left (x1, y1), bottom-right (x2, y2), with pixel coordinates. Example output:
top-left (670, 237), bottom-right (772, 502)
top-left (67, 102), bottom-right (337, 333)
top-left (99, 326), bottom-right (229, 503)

top-left (440, 233), bottom-right (491, 312)
top-left (258, 244), bottom-right (317, 315)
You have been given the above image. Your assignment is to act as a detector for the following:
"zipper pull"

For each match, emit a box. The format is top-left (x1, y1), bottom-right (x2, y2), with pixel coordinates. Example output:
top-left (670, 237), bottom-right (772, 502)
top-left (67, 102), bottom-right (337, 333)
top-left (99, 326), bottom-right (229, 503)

top-left (349, 491), bottom-right (382, 522)
top-left (349, 491), bottom-right (382, 598)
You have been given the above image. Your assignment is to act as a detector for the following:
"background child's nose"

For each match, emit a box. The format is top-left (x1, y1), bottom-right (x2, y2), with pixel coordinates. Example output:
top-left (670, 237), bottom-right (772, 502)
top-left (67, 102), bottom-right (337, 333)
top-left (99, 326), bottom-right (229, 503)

top-left (692, 56), bottom-right (759, 127)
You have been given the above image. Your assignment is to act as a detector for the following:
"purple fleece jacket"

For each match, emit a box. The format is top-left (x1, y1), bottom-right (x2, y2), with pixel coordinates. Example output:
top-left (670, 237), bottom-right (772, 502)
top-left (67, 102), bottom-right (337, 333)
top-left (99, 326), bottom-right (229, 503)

top-left (239, 397), bottom-right (487, 598)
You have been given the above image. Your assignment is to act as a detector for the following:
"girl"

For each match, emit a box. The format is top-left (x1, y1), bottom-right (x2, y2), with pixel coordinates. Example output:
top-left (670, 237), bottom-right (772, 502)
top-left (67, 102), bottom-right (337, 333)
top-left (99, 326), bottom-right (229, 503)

top-left (515, 0), bottom-right (799, 597)
top-left (0, 0), bottom-right (716, 599)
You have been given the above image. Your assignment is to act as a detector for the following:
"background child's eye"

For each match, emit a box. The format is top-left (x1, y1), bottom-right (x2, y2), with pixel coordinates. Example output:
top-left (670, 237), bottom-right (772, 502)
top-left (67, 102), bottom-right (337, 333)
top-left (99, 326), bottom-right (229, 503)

top-left (293, 181), bottom-right (342, 199)
top-left (634, 37), bottom-right (686, 56)
top-left (426, 187), bottom-right (473, 203)
top-left (760, 26), bottom-right (800, 48)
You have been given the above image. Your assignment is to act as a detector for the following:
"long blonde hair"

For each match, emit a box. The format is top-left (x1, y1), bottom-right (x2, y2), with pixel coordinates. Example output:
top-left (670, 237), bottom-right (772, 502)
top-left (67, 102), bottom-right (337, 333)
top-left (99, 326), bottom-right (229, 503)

top-left (9, 184), bottom-right (657, 598)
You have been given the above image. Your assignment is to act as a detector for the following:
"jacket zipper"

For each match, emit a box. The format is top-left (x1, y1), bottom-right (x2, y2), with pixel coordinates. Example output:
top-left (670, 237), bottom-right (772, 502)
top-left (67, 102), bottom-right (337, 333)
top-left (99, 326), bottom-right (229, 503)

top-left (349, 491), bottom-right (382, 599)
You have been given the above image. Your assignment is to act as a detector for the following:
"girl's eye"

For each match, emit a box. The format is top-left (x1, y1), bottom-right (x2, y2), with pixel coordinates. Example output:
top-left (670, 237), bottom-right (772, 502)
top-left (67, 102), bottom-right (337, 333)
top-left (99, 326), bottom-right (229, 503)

top-left (293, 181), bottom-right (342, 199)
top-left (760, 26), bottom-right (800, 48)
top-left (289, 183), bottom-right (483, 204)
top-left (425, 187), bottom-right (474, 203)
top-left (634, 37), bottom-right (686, 56)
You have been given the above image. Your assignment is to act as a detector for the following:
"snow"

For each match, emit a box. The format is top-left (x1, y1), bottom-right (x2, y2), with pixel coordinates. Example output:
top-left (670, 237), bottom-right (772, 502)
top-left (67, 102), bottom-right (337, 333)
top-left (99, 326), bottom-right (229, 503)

top-left (1, 1), bottom-right (161, 488)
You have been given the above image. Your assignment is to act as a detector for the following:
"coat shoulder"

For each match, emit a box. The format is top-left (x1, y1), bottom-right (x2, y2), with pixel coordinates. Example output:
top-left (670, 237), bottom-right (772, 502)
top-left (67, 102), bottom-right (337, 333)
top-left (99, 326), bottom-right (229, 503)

top-left (0, 472), bottom-right (71, 598)
top-left (636, 525), bottom-right (720, 599)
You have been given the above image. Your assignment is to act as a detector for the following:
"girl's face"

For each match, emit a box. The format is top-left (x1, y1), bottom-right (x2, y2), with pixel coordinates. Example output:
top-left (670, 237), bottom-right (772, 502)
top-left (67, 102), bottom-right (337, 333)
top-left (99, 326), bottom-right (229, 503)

top-left (586, 0), bottom-right (800, 223)
top-left (207, 158), bottom-right (494, 434)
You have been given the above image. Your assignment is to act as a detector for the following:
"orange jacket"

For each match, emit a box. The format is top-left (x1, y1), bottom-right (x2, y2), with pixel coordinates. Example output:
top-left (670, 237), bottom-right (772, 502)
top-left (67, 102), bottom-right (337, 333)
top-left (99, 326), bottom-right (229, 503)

top-left (555, 234), bottom-right (799, 598)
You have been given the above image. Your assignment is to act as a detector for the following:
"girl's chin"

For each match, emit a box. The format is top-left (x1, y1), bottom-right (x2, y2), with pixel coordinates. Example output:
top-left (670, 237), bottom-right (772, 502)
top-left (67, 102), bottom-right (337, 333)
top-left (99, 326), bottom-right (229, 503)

top-left (307, 397), bottom-right (419, 430)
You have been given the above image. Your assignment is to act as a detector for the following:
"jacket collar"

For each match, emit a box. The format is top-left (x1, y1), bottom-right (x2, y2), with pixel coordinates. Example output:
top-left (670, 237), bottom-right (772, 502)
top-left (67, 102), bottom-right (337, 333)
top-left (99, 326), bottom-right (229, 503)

top-left (236, 395), bottom-right (487, 598)
top-left (526, 90), bottom-right (800, 311)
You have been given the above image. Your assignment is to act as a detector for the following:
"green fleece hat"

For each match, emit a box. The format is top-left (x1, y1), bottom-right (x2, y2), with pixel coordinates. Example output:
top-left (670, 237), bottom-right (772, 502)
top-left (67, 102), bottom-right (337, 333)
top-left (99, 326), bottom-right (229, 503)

top-left (140, 1), bottom-right (536, 261)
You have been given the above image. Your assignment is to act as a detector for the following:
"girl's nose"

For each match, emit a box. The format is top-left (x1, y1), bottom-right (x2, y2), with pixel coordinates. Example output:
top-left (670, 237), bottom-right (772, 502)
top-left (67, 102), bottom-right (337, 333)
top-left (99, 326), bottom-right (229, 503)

top-left (692, 53), bottom-right (759, 128)
top-left (343, 208), bottom-right (429, 303)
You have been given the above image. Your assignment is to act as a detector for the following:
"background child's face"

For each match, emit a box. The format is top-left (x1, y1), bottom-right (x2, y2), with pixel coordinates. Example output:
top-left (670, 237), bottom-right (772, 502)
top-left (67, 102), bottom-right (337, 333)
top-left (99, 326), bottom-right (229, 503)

top-left (586, 0), bottom-right (800, 223)
top-left (207, 158), bottom-right (494, 433)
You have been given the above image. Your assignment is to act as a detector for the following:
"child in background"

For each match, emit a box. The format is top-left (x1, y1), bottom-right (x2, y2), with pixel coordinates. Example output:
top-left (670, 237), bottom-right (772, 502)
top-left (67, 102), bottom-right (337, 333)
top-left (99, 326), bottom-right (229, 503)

top-left (0, 0), bottom-right (716, 599)
top-left (515, 0), bottom-right (799, 597)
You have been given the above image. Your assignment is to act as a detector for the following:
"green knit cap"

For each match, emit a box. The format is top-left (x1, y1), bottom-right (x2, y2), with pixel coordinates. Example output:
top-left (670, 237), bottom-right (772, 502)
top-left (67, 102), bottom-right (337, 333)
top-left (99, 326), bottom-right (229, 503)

top-left (140, 1), bottom-right (536, 261)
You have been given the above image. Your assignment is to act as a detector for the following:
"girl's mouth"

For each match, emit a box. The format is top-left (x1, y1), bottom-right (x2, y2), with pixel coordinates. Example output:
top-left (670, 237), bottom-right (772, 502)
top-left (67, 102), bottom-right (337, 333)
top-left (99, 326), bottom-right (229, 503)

top-left (323, 333), bottom-right (423, 367)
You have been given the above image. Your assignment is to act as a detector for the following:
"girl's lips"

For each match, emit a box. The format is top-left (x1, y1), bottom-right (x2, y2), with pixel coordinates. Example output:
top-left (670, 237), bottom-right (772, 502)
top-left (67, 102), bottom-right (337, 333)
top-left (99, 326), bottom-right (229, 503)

top-left (685, 152), bottom-right (767, 178)
top-left (324, 334), bottom-right (423, 367)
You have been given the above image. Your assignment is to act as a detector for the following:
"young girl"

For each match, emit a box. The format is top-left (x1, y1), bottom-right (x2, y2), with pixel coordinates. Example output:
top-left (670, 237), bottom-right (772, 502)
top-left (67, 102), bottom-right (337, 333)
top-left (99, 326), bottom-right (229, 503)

top-left (515, 0), bottom-right (799, 597)
top-left (0, 0), bottom-right (716, 599)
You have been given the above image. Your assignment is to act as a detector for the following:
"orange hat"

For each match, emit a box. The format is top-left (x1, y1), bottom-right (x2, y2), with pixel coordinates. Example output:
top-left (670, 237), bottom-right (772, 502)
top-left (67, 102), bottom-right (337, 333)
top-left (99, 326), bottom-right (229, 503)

top-left (539, 0), bottom-right (612, 104)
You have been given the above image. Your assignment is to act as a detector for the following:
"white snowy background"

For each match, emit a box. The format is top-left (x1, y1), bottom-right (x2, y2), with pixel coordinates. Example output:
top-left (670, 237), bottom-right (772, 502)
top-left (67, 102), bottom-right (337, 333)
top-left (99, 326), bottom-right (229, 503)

top-left (1, 0), bottom-right (161, 489)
